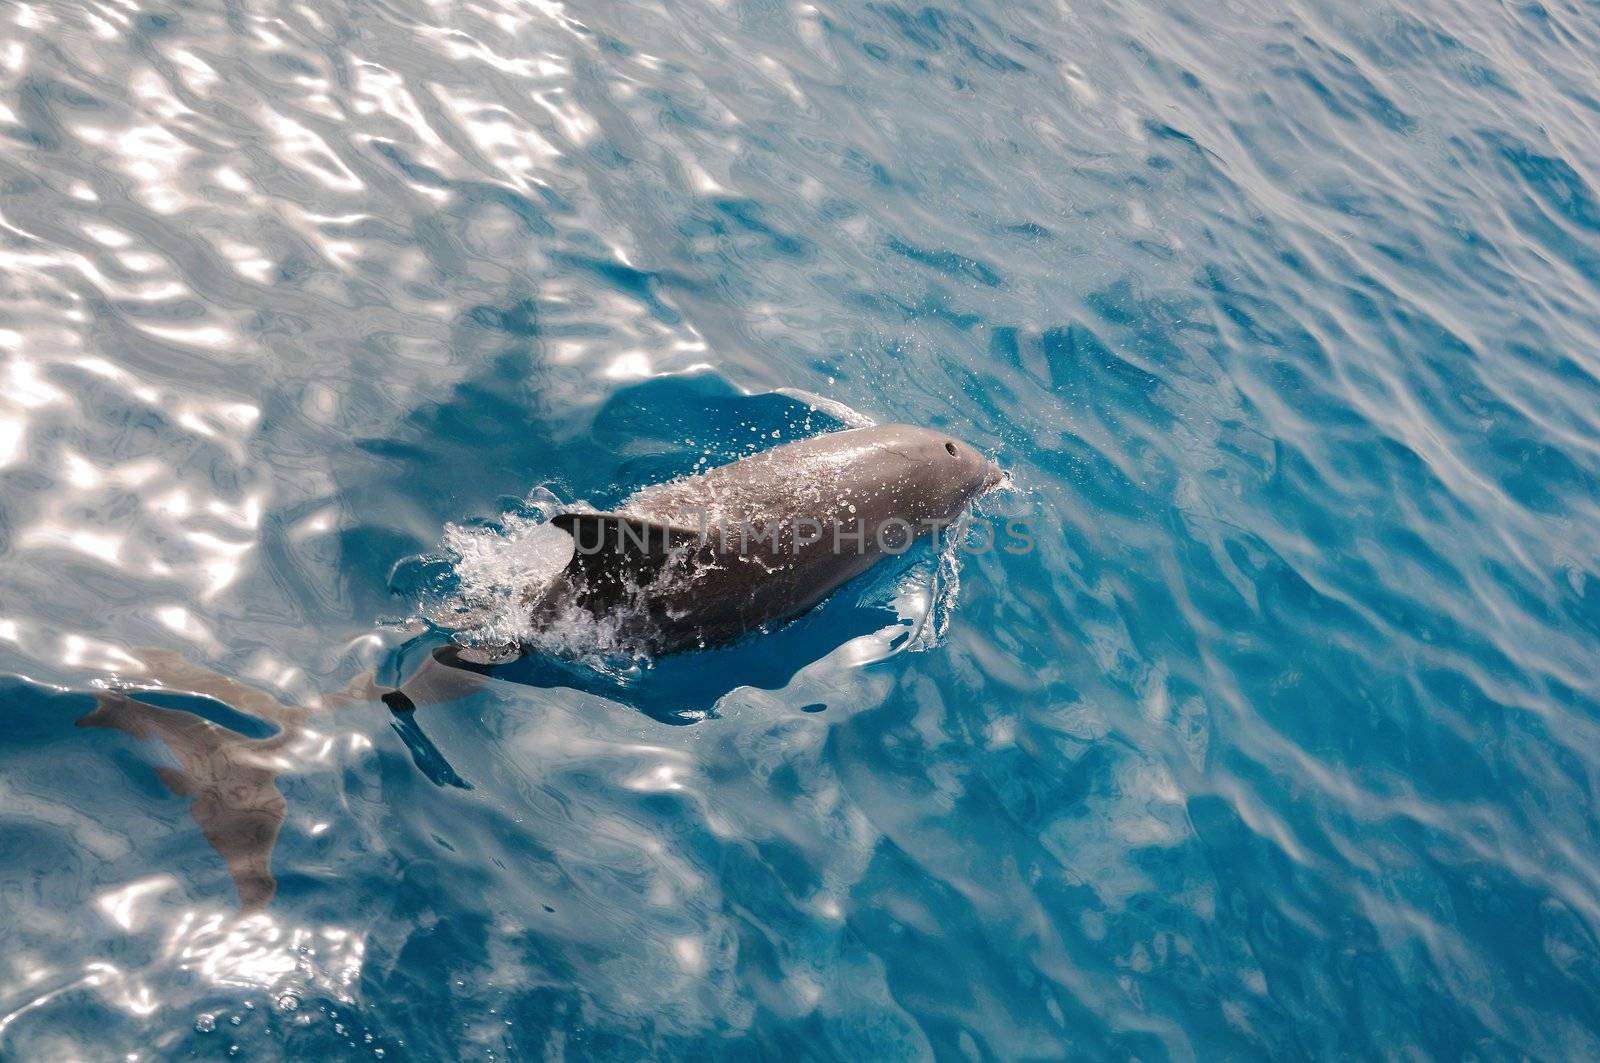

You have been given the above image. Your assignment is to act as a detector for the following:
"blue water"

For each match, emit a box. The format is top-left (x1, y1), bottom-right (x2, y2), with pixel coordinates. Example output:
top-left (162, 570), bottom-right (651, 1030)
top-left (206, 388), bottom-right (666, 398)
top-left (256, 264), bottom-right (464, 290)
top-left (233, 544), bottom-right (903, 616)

top-left (2, 0), bottom-right (1599, 1056)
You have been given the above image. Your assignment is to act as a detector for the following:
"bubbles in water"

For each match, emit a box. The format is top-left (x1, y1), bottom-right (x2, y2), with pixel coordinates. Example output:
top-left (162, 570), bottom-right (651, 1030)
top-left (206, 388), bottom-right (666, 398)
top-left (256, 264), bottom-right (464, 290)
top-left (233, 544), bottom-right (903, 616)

top-left (275, 992), bottom-right (300, 1013)
top-left (194, 1013), bottom-right (217, 1034)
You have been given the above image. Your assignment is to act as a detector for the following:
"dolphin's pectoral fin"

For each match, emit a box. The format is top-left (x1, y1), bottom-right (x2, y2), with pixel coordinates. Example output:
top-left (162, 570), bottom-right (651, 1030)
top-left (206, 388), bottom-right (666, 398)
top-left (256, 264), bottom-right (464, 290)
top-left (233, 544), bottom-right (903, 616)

top-left (387, 705), bottom-right (473, 790)
top-left (550, 512), bottom-right (704, 604)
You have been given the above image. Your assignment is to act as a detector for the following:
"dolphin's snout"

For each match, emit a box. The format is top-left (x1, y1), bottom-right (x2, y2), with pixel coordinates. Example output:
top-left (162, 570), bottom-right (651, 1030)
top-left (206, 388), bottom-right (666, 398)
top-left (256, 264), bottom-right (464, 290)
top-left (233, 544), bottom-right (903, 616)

top-left (910, 428), bottom-right (1002, 491)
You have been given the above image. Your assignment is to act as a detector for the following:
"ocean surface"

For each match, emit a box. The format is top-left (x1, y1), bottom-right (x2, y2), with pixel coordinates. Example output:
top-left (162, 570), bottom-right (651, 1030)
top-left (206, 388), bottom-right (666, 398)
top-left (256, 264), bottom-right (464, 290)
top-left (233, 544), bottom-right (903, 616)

top-left (2, 0), bottom-right (1599, 1057)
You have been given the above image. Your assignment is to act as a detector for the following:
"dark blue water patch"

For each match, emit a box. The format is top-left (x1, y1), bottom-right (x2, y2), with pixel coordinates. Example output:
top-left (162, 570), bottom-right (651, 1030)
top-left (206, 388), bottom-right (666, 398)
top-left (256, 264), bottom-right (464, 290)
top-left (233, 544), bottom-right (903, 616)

top-left (1486, 130), bottom-right (1600, 232)
top-left (885, 236), bottom-right (1004, 288)
top-left (341, 360), bottom-right (849, 540)
top-left (551, 253), bottom-right (684, 326)
top-left (588, 372), bottom-right (856, 490)
top-left (327, 524), bottom-right (437, 620)
top-left (126, 689), bottom-right (282, 740)
top-left (0, 676), bottom-right (99, 746)
top-left (471, 601), bottom-right (903, 724)
top-left (705, 197), bottom-right (811, 259)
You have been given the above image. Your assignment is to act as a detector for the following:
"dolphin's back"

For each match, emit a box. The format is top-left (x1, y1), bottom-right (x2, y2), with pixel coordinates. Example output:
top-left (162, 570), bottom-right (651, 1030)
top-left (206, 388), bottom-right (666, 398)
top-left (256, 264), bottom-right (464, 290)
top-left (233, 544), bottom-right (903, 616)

top-left (526, 424), bottom-right (998, 655)
top-left (621, 425), bottom-right (954, 531)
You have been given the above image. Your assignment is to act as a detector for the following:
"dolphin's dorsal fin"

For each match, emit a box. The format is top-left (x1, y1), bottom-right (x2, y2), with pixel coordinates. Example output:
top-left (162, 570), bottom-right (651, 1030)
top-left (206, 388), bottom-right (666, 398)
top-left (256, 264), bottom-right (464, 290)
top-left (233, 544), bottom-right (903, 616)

top-left (550, 511), bottom-right (702, 556)
top-left (549, 512), bottom-right (704, 597)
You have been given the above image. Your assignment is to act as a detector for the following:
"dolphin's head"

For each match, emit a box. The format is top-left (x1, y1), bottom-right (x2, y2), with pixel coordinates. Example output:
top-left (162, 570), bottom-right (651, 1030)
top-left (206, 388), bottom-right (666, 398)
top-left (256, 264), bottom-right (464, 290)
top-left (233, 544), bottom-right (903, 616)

top-left (865, 424), bottom-right (1004, 520)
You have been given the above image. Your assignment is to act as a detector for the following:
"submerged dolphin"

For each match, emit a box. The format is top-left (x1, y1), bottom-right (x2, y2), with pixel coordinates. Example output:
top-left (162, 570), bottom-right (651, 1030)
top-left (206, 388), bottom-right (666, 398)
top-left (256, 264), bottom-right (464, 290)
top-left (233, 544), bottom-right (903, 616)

top-left (459, 424), bottom-right (1003, 658)
top-left (77, 647), bottom-right (485, 909)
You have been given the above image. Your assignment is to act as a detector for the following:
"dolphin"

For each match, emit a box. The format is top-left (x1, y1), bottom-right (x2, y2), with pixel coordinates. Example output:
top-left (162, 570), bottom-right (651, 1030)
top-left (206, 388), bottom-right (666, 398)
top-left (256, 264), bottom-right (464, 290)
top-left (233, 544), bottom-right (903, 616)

top-left (460, 423), bottom-right (1003, 658)
top-left (74, 424), bottom-right (1003, 909)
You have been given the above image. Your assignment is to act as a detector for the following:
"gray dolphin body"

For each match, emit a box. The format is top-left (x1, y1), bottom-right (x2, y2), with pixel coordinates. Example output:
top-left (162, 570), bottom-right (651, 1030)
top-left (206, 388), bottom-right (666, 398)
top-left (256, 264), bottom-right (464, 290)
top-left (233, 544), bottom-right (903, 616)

top-left (508, 423), bottom-right (1002, 656)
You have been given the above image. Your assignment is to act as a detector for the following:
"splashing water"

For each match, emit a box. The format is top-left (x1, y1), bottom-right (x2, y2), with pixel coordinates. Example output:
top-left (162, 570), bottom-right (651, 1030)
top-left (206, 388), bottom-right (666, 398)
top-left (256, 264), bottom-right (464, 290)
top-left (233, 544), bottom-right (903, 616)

top-left (432, 506), bottom-right (574, 643)
top-left (428, 499), bottom-right (686, 672)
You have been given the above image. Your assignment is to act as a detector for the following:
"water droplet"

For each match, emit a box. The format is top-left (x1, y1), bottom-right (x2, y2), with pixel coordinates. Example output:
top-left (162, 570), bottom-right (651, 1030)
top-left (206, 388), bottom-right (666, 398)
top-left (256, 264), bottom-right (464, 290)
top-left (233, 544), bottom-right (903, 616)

top-left (275, 992), bottom-right (300, 1013)
top-left (194, 1014), bottom-right (217, 1034)
top-left (229, 1014), bottom-right (242, 1026)
top-left (374, 1050), bottom-right (385, 1059)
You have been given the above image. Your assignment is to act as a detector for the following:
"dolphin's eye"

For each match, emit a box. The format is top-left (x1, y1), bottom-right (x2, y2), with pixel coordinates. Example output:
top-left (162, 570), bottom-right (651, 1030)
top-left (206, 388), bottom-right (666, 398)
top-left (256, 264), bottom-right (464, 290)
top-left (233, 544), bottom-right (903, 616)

top-left (945, 441), bottom-right (958, 457)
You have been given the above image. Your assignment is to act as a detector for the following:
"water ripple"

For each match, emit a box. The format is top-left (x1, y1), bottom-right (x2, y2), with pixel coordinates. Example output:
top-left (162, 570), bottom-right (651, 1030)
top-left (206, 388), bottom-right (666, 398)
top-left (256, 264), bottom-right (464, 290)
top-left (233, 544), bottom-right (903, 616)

top-left (2, 0), bottom-right (1600, 1056)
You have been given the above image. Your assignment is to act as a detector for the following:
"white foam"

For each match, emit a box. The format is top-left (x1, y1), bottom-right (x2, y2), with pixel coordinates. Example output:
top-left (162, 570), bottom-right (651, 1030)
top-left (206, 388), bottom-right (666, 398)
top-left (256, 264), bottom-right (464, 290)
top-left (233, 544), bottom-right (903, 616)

top-left (430, 503), bottom-right (675, 672)
top-left (443, 511), bottom-right (573, 600)
top-left (432, 509), bottom-right (572, 648)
